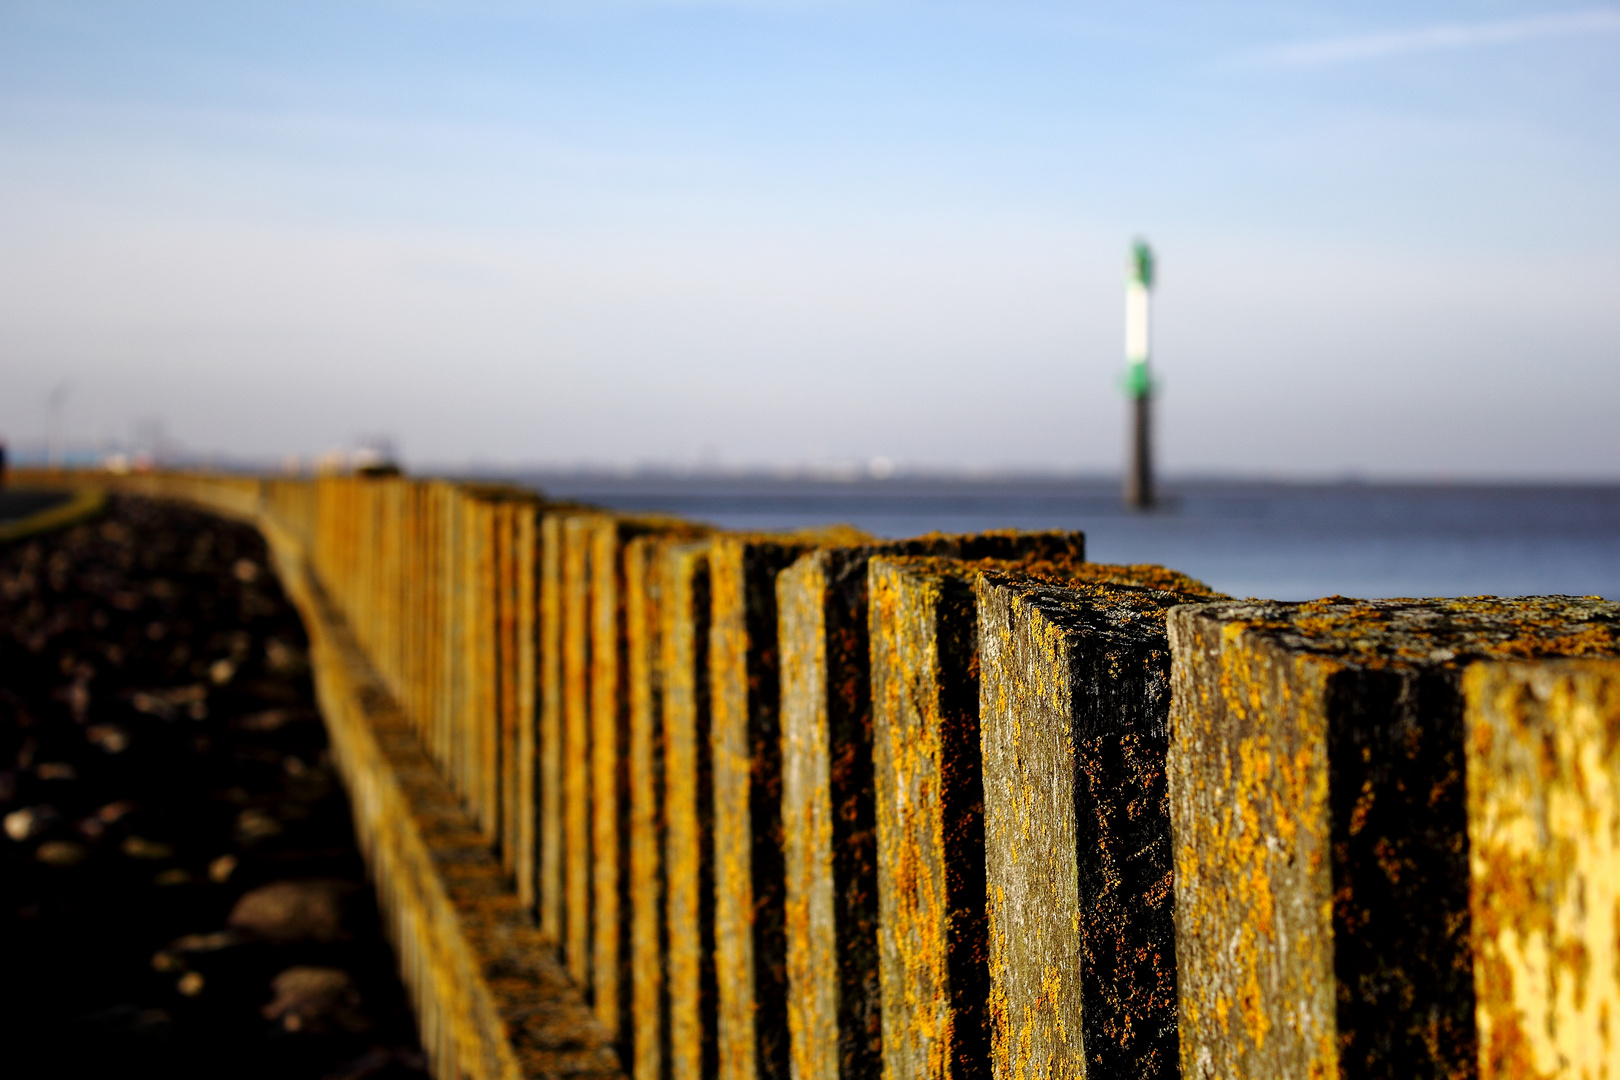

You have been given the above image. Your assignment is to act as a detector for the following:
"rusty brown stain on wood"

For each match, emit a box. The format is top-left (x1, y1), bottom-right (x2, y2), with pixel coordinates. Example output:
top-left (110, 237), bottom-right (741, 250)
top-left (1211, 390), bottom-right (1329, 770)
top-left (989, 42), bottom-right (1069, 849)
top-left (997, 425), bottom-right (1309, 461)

top-left (976, 568), bottom-right (1217, 1080)
top-left (1464, 658), bottom-right (1620, 1080)
top-left (778, 533), bottom-right (1088, 1080)
top-left (1168, 597), bottom-right (1620, 1080)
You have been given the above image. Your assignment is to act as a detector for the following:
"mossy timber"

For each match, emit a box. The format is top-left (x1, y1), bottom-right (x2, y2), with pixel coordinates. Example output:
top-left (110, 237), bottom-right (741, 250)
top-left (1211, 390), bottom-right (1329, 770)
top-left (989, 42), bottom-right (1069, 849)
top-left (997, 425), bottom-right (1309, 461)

top-left (9, 469), bottom-right (1619, 1080)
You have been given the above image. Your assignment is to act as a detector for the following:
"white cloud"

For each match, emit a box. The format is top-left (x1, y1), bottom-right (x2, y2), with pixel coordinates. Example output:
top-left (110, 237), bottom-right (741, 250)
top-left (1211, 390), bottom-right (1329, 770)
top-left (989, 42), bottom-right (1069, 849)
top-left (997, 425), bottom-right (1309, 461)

top-left (1249, 8), bottom-right (1620, 68)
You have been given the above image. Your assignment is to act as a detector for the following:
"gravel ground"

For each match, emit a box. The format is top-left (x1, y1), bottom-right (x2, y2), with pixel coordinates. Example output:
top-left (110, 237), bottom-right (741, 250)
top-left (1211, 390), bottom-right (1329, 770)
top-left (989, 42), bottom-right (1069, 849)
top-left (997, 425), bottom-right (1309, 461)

top-left (0, 496), bottom-right (428, 1079)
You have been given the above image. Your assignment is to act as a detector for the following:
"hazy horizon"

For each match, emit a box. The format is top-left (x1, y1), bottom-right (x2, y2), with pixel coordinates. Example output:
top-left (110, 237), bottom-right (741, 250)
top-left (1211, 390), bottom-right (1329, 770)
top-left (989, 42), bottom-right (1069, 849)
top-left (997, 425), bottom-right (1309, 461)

top-left (3, 1), bottom-right (1617, 479)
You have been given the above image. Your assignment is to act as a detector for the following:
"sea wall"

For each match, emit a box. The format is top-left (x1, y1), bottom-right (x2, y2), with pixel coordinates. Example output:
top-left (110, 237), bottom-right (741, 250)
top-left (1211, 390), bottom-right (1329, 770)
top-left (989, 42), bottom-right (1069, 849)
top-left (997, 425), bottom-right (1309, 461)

top-left (12, 467), bottom-right (1620, 1080)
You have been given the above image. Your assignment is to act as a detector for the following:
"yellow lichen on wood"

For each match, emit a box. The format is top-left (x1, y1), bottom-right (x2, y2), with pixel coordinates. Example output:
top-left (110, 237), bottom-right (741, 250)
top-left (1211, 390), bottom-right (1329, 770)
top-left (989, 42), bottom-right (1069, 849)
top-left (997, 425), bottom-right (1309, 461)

top-left (870, 557), bottom-right (983, 1080)
top-left (592, 518), bottom-right (625, 1036)
top-left (563, 514), bottom-right (605, 992)
top-left (779, 550), bottom-right (841, 1080)
top-left (1171, 597), bottom-right (1620, 1080)
top-left (980, 586), bottom-right (1083, 1080)
top-left (1167, 609), bottom-right (1343, 1080)
top-left (625, 535), bottom-right (665, 1080)
top-left (1465, 659), bottom-right (1620, 1080)
top-left (978, 569), bottom-right (1207, 1080)
top-left (539, 511), bottom-right (567, 940)
top-left (661, 539), bottom-right (716, 1080)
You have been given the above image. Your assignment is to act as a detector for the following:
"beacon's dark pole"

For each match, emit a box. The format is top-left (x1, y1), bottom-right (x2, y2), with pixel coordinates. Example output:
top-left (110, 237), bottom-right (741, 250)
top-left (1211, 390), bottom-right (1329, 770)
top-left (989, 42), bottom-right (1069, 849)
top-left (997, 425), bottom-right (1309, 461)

top-left (1122, 239), bottom-right (1155, 509)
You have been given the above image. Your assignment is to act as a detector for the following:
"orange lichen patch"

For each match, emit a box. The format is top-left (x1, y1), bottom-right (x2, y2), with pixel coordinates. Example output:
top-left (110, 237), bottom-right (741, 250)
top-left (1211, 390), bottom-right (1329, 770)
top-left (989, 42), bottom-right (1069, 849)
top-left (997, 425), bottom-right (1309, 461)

top-left (589, 517), bottom-right (704, 1061)
top-left (563, 514), bottom-right (604, 993)
top-left (977, 569), bottom-right (1211, 1080)
top-left (871, 556), bottom-right (978, 1080)
top-left (538, 510), bottom-right (570, 943)
top-left (1235, 596), bottom-right (1620, 670)
top-left (1172, 596), bottom-right (1620, 1080)
top-left (710, 529), bottom-right (868, 1080)
top-left (1465, 659), bottom-right (1620, 1080)
top-left (623, 535), bottom-right (665, 1080)
top-left (777, 532), bottom-right (1085, 1080)
top-left (658, 540), bottom-right (717, 1080)
top-left (1167, 608), bottom-right (1342, 1080)
top-left (779, 552), bottom-right (841, 1080)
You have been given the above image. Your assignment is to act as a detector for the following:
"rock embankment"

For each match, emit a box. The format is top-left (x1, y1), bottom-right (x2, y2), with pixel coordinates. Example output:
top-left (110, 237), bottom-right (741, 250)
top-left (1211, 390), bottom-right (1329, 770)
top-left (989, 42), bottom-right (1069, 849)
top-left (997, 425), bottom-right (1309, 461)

top-left (0, 496), bottom-right (427, 1079)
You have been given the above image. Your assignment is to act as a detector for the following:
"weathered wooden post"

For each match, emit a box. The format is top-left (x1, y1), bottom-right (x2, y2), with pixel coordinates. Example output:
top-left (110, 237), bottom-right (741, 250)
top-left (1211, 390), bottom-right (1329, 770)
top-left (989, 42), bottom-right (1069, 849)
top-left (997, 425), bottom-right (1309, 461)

top-left (1464, 658), bottom-right (1620, 1080)
top-left (976, 567), bottom-right (1214, 1080)
top-left (868, 555), bottom-right (995, 1080)
top-left (590, 515), bottom-right (699, 1057)
top-left (1168, 597), bottom-right (1620, 1080)
top-left (870, 555), bottom-right (1210, 1080)
top-left (625, 534), bottom-right (672, 1080)
top-left (777, 533), bottom-right (1087, 1080)
top-left (710, 528), bottom-right (866, 1080)
top-left (662, 539), bottom-right (720, 1080)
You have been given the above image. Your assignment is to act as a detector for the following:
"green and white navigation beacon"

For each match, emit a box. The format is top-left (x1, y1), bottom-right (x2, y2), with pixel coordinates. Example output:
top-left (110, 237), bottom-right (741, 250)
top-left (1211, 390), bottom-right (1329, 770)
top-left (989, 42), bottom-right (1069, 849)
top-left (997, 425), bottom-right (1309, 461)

top-left (1122, 239), bottom-right (1155, 509)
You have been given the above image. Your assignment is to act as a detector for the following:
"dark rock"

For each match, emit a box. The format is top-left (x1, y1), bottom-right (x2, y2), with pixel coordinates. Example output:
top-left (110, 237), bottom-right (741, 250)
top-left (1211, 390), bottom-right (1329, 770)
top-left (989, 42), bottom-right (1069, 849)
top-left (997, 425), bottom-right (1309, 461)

top-left (228, 879), bottom-right (360, 944)
top-left (262, 967), bottom-right (371, 1034)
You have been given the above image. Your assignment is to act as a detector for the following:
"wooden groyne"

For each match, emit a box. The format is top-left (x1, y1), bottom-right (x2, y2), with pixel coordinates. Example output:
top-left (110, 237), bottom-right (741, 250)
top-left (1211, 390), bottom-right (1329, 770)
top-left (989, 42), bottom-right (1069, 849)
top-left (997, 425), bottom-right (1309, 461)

top-left (12, 468), bottom-right (1620, 1080)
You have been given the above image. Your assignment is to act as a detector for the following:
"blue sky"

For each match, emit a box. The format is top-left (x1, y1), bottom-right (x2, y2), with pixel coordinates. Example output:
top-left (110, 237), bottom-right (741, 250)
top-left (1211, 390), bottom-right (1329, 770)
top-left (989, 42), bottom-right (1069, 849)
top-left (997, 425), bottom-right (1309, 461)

top-left (1, 1), bottom-right (1616, 476)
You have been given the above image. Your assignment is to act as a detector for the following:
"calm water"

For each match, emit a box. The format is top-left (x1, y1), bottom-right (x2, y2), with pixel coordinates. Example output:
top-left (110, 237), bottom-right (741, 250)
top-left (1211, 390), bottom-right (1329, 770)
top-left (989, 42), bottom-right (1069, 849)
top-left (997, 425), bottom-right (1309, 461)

top-left (512, 473), bottom-right (1620, 602)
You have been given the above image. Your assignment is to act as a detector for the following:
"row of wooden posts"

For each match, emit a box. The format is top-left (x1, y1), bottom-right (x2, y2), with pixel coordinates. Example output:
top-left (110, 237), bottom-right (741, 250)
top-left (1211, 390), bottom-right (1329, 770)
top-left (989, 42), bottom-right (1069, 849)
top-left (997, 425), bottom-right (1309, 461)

top-left (245, 472), bottom-right (1618, 1080)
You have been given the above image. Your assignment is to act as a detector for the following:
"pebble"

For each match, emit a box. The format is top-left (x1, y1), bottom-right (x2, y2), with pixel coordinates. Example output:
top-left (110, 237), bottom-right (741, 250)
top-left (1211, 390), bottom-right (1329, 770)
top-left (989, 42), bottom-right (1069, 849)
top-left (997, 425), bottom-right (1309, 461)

top-left (6, 805), bottom-right (59, 842)
top-left (228, 879), bottom-right (358, 945)
top-left (86, 724), bottom-right (131, 753)
top-left (1, 497), bottom-right (426, 1078)
top-left (121, 836), bottom-right (175, 860)
top-left (234, 808), bottom-right (283, 842)
top-left (96, 799), bottom-right (137, 823)
top-left (169, 930), bottom-right (241, 954)
top-left (262, 967), bottom-right (370, 1034)
top-left (37, 840), bottom-right (89, 866)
